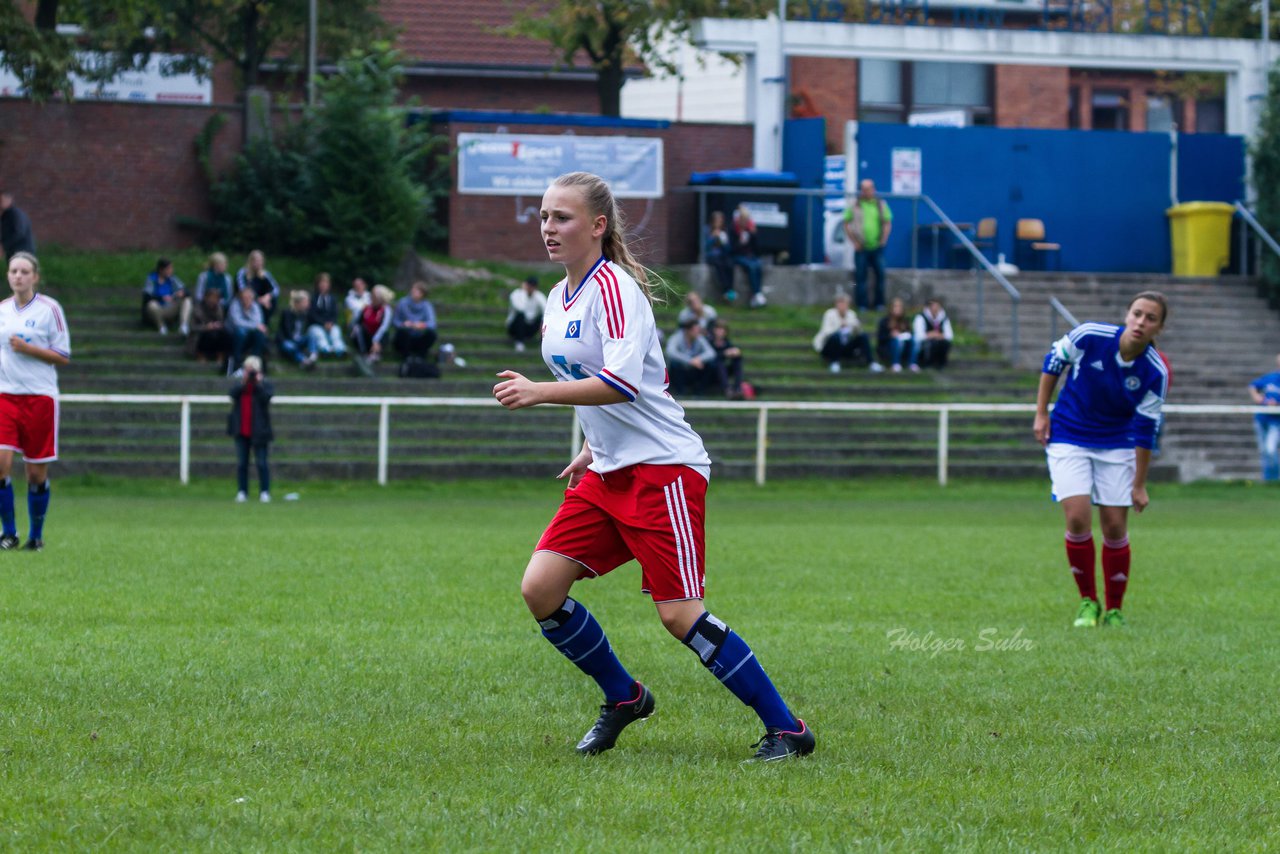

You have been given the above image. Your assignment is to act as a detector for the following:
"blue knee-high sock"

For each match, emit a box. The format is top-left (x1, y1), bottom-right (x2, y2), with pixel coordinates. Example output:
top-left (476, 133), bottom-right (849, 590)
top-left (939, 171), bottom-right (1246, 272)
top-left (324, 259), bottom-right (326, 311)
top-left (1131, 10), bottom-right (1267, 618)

top-left (684, 611), bottom-right (798, 731)
top-left (28, 480), bottom-right (49, 541)
top-left (538, 597), bottom-right (636, 705)
top-left (0, 478), bottom-right (15, 536)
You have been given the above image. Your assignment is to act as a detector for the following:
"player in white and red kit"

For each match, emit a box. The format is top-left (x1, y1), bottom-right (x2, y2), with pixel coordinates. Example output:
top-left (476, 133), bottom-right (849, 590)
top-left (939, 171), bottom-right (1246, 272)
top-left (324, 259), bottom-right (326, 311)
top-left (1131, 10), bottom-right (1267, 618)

top-left (494, 172), bottom-right (814, 761)
top-left (0, 252), bottom-right (71, 551)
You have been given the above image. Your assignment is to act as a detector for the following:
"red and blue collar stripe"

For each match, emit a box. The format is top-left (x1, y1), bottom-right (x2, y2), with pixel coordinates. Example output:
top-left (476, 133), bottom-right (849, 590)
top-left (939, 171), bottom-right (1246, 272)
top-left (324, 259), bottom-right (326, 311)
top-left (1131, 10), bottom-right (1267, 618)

top-left (563, 256), bottom-right (608, 311)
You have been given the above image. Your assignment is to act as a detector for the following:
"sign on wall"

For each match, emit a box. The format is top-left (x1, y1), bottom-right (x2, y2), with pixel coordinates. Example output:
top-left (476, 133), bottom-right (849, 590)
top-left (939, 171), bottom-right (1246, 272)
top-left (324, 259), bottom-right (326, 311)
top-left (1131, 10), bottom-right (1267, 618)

top-left (457, 133), bottom-right (664, 198)
top-left (891, 147), bottom-right (922, 195)
top-left (0, 53), bottom-right (211, 103)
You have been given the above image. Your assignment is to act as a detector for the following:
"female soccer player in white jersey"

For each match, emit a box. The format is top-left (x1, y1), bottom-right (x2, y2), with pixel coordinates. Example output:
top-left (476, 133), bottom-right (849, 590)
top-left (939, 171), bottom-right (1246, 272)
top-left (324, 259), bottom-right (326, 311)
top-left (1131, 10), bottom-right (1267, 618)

top-left (493, 172), bottom-right (814, 761)
top-left (1034, 291), bottom-right (1169, 628)
top-left (0, 252), bottom-right (70, 551)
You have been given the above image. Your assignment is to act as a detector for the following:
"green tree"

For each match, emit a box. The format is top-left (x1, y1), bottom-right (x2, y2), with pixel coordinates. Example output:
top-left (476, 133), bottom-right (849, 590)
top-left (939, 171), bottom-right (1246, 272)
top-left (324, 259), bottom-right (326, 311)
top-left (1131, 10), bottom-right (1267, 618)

top-left (0, 1), bottom-right (145, 100)
top-left (501, 0), bottom-right (770, 117)
top-left (141, 0), bottom-right (386, 93)
top-left (0, 0), bottom-right (385, 101)
top-left (310, 43), bottom-right (437, 282)
top-left (1251, 69), bottom-right (1280, 305)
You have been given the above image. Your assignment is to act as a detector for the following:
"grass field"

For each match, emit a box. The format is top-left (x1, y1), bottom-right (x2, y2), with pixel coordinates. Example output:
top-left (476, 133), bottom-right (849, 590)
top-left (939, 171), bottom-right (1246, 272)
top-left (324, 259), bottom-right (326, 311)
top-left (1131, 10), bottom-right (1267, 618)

top-left (0, 477), bottom-right (1276, 851)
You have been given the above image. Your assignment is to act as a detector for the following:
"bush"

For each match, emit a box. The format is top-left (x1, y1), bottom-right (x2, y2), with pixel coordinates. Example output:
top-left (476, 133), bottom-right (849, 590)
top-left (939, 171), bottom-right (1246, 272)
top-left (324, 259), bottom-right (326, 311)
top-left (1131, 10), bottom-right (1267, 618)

top-left (208, 123), bottom-right (321, 258)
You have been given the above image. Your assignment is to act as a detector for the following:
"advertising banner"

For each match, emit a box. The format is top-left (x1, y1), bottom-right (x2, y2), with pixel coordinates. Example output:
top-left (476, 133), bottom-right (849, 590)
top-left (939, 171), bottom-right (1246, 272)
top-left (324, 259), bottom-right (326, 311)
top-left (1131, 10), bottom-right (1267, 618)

top-left (457, 133), bottom-right (663, 198)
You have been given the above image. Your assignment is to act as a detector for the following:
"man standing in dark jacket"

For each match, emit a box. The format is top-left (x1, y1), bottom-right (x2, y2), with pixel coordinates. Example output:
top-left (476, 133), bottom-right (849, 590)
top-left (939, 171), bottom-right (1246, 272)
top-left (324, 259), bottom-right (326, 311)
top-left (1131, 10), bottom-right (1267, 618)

top-left (0, 193), bottom-right (36, 259)
top-left (227, 356), bottom-right (274, 503)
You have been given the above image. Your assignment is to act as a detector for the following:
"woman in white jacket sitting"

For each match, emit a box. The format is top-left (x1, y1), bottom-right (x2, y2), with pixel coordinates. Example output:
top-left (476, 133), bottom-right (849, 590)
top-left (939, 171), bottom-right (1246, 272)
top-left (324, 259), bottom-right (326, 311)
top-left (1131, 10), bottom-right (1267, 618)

top-left (812, 292), bottom-right (882, 374)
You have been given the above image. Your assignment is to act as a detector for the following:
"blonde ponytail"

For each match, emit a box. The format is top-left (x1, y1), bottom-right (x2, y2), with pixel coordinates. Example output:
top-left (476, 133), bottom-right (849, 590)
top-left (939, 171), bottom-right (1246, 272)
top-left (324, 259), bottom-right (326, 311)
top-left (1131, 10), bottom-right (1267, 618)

top-left (551, 171), bottom-right (667, 304)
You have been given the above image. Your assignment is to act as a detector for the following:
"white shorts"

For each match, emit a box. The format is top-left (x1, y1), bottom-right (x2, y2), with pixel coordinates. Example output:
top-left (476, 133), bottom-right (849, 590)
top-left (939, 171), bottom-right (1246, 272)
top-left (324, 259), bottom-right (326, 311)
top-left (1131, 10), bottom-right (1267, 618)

top-left (1046, 443), bottom-right (1135, 506)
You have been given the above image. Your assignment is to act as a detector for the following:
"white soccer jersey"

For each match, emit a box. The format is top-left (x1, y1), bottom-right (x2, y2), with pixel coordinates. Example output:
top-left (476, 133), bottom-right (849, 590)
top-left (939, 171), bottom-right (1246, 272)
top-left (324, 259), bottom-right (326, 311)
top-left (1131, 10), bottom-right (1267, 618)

top-left (542, 257), bottom-right (711, 478)
top-left (0, 294), bottom-right (70, 397)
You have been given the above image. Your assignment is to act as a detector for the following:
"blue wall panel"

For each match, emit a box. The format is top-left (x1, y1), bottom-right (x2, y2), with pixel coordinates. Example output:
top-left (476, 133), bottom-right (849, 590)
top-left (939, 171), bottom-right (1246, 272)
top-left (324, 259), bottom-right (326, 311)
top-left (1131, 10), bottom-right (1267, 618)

top-left (1177, 133), bottom-right (1245, 204)
top-left (851, 124), bottom-right (1244, 273)
top-left (783, 117), bottom-right (828, 264)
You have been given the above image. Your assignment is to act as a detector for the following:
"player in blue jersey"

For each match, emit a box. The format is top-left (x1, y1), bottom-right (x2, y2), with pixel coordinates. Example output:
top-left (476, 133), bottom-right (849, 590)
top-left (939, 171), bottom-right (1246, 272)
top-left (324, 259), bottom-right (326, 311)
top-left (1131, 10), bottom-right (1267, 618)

top-left (1247, 354), bottom-right (1280, 482)
top-left (493, 172), bottom-right (814, 761)
top-left (1033, 292), bottom-right (1170, 628)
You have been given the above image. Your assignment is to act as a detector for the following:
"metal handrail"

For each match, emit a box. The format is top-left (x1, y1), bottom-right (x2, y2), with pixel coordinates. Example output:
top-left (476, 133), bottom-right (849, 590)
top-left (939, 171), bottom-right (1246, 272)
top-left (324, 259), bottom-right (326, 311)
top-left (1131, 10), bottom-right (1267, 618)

top-left (1049, 296), bottom-right (1079, 342)
top-left (59, 393), bottom-right (1273, 489)
top-left (1234, 201), bottom-right (1280, 275)
top-left (918, 195), bottom-right (1021, 361)
top-left (684, 186), bottom-right (1023, 360)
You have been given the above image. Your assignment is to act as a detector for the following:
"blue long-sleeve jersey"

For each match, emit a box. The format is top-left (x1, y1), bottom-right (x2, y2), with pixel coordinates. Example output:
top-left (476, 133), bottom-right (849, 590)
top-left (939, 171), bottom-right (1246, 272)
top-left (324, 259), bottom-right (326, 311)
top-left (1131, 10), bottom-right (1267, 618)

top-left (1043, 322), bottom-right (1170, 450)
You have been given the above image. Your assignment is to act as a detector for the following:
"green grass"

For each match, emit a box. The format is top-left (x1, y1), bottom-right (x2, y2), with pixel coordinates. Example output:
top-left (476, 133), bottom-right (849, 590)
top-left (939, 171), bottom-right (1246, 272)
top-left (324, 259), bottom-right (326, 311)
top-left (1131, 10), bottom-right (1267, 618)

top-left (2, 478), bottom-right (1276, 851)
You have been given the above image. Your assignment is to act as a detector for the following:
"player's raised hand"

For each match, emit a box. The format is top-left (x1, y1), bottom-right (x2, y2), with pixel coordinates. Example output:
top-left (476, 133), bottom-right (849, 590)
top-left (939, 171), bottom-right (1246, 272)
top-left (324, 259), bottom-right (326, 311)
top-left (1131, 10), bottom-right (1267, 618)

top-left (493, 370), bottom-right (541, 410)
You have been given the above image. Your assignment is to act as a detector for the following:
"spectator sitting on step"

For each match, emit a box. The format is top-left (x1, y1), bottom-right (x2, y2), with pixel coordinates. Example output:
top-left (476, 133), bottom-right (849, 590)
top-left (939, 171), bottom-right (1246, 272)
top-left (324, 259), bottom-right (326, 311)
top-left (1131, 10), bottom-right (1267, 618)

top-left (392, 281), bottom-right (438, 363)
top-left (1247, 352), bottom-right (1280, 482)
top-left (506, 275), bottom-right (546, 352)
top-left (344, 275), bottom-right (371, 327)
top-left (709, 319), bottom-right (747, 399)
top-left (676, 291), bottom-right (718, 334)
top-left (731, 205), bottom-right (767, 308)
top-left (666, 317), bottom-right (719, 397)
top-left (704, 210), bottom-right (737, 302)
top-left (236, 249), bottom-right (281, 326)
top-left (142, 256), bottom-right (189, 335)
top-left (876, 297), bottom-right (915, 373)
top-left (912, 297), bottom-right (954, 371)
top-left (813, 292), bottom-right (882, 374)
top-left (227, 283), bottom-right (270, 375)
top-left (277, 290), bottom-right (318, 370)
top-left (187, 287), bottom-right (233, 369)
top-left (307, 272), bottom-right (347, 358)
top-left (352, 284), bottom-right (394, 363)
top-left (195, 251), bottom-right (234, 310)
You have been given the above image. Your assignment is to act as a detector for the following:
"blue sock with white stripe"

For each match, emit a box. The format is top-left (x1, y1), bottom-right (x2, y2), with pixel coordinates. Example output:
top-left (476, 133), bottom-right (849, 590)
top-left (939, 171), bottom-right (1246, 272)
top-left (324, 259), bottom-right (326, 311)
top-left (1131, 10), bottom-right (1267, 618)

top-left (28, 480), bottom-right (49, 541)
top-left (0, 478), bottom-right (14, 537)
top-left (538, 597), bottom-right (636, 705)
top-left (684, 611), bottom-right (797, 731)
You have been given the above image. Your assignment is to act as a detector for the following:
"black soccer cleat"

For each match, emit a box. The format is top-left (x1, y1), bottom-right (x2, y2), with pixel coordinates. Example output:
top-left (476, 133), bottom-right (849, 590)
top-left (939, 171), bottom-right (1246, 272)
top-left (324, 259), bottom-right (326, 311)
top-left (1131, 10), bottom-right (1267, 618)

top-left (575, 682), bottom-right (655, 755)
top-left (22, 539), bottom-right (43, 551)
top-left (0, 535), bottom-right (19, 550)
top-left (750, 719), bottom-right (816, 761)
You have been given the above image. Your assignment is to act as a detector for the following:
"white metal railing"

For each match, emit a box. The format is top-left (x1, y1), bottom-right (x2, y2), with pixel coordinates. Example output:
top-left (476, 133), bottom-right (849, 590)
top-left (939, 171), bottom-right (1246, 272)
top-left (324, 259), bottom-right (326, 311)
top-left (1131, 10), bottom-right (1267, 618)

top-left (62, 394), bottom-right (1273, 487)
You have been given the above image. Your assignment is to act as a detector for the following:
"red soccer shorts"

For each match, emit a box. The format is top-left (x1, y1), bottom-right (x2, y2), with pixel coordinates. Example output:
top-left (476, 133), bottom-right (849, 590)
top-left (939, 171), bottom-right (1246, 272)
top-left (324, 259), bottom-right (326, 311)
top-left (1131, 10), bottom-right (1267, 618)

top-left (0, 394), bottom-right (58, 463)
top-left (536, 463), bottom-right (708, 603)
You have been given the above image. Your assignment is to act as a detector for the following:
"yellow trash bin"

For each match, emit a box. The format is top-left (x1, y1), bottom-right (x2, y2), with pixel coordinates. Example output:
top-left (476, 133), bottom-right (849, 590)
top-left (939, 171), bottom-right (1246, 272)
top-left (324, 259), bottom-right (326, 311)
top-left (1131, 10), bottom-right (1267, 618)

top-left (1167, 201), bottom-right (1234, 277)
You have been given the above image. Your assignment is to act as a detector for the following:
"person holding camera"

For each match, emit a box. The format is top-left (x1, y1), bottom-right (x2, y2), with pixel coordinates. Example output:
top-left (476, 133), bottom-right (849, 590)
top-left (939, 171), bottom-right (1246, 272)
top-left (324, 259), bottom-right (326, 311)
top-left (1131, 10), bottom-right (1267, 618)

top-left (227, 356), bottom-right (274, 504)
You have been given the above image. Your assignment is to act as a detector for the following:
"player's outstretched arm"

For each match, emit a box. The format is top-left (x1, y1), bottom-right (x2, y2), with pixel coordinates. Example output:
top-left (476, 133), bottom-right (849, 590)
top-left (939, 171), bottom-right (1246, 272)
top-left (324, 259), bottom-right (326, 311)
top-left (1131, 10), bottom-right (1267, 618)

top-left (493, 371), bottom-right (626, 410)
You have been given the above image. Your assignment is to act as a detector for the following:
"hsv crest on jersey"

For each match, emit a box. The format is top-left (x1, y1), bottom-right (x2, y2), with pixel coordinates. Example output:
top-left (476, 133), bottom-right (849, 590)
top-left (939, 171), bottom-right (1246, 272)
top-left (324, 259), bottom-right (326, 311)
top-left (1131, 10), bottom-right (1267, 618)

top-left (565, 320), bottom-right (581, 339)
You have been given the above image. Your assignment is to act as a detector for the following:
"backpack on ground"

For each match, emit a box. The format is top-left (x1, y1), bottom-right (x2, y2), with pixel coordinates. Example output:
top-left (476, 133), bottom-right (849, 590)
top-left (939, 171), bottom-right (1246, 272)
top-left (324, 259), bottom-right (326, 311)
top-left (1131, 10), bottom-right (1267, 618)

top-left (399, 355), bottom-right (440, 379)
